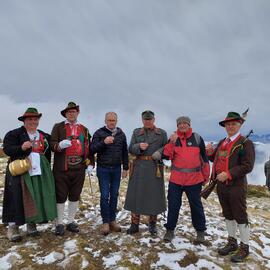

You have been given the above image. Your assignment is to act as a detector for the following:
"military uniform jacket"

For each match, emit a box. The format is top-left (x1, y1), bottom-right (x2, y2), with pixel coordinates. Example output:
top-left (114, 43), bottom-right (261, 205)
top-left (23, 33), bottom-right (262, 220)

top-left (124, 127), bottom-right (168, 215)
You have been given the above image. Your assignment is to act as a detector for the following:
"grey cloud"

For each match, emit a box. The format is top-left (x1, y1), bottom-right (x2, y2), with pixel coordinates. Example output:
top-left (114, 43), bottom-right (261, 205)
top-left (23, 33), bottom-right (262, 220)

top-left (0, 0), bottom-right (270, 139)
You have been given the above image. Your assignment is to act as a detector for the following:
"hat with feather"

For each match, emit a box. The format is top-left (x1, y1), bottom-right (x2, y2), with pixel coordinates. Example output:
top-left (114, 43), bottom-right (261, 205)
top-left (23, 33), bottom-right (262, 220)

top-left (219, 108), bottom-right (249, 127)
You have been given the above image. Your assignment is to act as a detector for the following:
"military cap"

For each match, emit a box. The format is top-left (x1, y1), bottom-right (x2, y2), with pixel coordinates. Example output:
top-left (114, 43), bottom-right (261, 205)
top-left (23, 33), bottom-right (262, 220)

top-left (142, 110), bottom-right (155, 120)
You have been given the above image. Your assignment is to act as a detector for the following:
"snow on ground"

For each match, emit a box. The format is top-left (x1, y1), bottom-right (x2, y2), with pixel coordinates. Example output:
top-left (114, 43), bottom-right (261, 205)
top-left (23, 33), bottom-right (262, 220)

top-left (0, 252), bottom-right (21, 270)
top-left (0, 165), bottom-right (270, 269)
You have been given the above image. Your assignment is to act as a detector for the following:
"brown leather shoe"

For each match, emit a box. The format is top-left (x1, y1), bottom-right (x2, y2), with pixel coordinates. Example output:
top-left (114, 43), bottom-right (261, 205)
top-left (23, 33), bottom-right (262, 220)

top-left (231, 242), bottom-right (249, 262)
top-left (109, 221), bottom-right (121, 232)
top-left (218, 237), bottom-right (238, 256)
top-left (101, 223), bottom-right (110, 235)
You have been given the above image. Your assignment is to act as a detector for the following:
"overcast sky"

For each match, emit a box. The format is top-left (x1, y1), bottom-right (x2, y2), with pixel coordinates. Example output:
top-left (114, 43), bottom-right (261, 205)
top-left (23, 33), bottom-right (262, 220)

top-left (0, 0), bottom-right (269, 141)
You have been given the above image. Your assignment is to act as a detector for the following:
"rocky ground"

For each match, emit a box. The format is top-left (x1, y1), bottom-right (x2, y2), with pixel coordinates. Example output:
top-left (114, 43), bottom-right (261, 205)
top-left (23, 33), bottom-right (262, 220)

top-left (0, 156), bottom-right (270, 270)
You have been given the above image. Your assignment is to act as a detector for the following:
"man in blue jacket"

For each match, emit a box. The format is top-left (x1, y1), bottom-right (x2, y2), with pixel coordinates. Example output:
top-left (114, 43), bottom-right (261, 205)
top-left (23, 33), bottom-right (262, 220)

top-left (91, 112), bottom-right (128, 235)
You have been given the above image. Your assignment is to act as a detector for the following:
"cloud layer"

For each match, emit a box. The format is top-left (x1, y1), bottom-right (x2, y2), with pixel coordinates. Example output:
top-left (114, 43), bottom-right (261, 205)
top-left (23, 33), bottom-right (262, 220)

top-left (0, 0), bottom-right (270, 139)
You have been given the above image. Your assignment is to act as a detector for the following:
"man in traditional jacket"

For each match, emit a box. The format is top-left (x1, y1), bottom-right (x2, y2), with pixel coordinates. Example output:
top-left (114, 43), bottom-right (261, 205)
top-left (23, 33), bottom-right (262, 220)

top-left (124, 110), bottom-right (167, 235)
top-left (264, 157), bottom-right (270, 191)
top-left (51, 102), bottom-right (94, 236)
top-left (162, 116), bottom-right (210, 243)
top-left (206, 111), bottom-right (255, 262)
top-left (91, 112), bottom-right (128, 235)
top-left (2, 108), bottom-right (57, 241)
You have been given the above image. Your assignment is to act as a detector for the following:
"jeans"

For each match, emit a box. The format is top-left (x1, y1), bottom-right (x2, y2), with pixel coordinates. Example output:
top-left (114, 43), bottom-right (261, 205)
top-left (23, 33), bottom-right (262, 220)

top-left (97, 165), bottom-right (121, 224)
top-left (165, 181), bottom-right (206, 232)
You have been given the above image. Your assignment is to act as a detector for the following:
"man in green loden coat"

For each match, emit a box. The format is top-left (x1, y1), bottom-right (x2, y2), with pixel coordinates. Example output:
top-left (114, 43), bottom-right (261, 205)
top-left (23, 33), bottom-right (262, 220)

top-left (124, 110), bottom-right (167, 235)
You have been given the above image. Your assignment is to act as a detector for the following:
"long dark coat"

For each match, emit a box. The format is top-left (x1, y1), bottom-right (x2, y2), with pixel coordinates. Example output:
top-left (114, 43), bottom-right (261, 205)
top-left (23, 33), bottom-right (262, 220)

top-left (2, 126), bottom-right (51, 225)
top-left (124, 127), bottom-right (167, 215)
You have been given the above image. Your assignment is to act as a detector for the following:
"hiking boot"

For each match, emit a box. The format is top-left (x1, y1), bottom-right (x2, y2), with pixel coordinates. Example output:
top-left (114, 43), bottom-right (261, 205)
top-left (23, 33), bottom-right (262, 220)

top-left (109, 221), bottom-right (121, 232)
top-left (231, 242), bottom-right (249, 263)
top-left (148, 222), bottom-right (157, 236)
top-left (163, 230), bottom-right (175, 242)
top-left (127, 223), bottom-right (139, 235)
top-left (55, 224), bottom-right (65, 236)
top-left (27, 223), bottom-right (39, 237)
top-left (193, 231), bottom-right (205, 244)
top-left (218, 237), bottom-right (238, 256)
top-left (101, 223), bottom-right (110, 235)
top-left (66, 222), bottom-right (79, 233)
top-left (7, 225), bottom-right (22, 242)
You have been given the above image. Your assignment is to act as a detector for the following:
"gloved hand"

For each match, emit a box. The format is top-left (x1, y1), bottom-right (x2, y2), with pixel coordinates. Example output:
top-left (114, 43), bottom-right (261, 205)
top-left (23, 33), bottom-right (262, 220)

top-left (152, 151), bottom-right (161, 161)
top-left (86, 165), bottom-right (94, 175)
top-left (59, 139), bottom-right (72, 149)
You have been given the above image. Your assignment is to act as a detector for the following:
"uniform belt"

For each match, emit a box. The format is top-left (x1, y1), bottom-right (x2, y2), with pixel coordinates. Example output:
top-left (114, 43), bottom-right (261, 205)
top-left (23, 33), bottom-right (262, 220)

top-left (67, 156), bottom-right (83, 166)
top-left (137, 156), bottom-right (153, 161)
top-left (171, 165), bottom-right (201, 173)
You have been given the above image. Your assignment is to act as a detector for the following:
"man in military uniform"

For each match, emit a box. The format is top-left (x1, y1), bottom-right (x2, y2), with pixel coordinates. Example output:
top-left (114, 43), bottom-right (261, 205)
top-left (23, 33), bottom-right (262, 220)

top-left (206, 111), bottom-right (255, 262)
top-left (51, 102), bottom-right (94, 236)
top-left (124, 110), bottom-right (167, 235)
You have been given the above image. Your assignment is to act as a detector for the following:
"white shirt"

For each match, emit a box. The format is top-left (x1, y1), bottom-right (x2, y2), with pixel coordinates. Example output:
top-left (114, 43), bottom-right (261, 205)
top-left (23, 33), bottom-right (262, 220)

top-left (28, 131), bottom-right (41, 176)
top-left (227, 131), bottom-right (241, 142)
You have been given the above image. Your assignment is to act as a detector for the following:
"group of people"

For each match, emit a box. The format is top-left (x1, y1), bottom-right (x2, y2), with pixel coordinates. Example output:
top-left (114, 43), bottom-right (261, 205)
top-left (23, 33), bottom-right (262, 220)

top-left (2, 102), bottom-right (255, 263)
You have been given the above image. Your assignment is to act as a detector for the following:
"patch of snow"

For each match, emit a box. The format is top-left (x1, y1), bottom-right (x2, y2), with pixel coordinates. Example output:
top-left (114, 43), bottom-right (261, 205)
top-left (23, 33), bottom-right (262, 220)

top-left (81, 256), bottom-right (89, 269)
top-left (195, 259), bottom-right (223, 270)
top-left (103, 253), bottom-right (122, 268)
top-left (129, 256), bottom-right (141, 265)
top-left (0, 252), bottom-right (21, 270)
top-left (92, 250), bottom-right (101, 258)
top-left (34, 251), bottom-right (64, 264)
top-left (57, 253), bottom-right (78, 268)
top-left (152, 251), bottom-right (187, 270)
top-left (139, 237), bottom-right (152, 247)
top-left (64, 239), bottom-right (78, 256)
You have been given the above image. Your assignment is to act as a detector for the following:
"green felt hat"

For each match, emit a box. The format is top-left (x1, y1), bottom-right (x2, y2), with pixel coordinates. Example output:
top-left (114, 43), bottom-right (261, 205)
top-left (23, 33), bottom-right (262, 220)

top-left (61, 102), bottom-right (80, 117)
top-left (219, 111), bottom-right (245, 127)
top-left (18, 107), bottom-right (42, 121)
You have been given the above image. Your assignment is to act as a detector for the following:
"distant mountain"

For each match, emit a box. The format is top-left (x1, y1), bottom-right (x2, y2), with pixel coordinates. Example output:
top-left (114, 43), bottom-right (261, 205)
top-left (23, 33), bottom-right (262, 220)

top-left (250, 134), bottom-right (270, 143)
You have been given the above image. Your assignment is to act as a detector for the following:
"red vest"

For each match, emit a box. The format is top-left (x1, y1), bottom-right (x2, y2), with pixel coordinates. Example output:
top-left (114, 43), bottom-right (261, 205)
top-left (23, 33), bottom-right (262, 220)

top-left (65, 123), bottom-right (84, 156)
top-left (31, 133), bottom-right (45, 154)
top-left (214, 134), bottom-right (241, 174)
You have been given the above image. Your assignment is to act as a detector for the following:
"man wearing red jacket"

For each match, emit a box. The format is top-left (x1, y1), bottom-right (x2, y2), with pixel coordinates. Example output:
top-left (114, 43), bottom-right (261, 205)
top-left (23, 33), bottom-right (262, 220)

top-left (163, 116), bottom-right (210, 243)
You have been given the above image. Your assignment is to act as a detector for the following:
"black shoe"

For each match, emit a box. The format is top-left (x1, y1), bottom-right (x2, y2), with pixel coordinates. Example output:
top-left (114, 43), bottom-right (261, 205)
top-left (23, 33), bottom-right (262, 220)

top-left (148, 222), bottom-right (157, 236)
top-left (27, 223), bottom-right (39, 237)
top-left (55, 224), bottom-right (65, 236)
top-left (218, 237), bottom-right (238, 256)
top-left (127, 223), bottom-right (139, 235)
top-left (193, 231), bottom-right (205, 244)
top-left (66, 222), bottom-right (79, 233)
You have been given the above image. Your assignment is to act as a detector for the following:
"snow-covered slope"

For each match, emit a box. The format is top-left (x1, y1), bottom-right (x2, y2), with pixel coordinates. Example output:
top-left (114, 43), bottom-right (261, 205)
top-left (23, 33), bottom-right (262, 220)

top-left (0, 165), bottom-right (269, 269)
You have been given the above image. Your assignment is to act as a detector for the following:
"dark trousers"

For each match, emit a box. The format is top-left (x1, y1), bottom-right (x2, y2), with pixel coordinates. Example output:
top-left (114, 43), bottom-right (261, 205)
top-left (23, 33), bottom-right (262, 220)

top-left (54, 166), bottom-right (85, 203)
top-left (97, 165), bottom-right (121, 224)
top-left (165, 181), bottom-right (206, 232)
top-left (217, 183), bottom-right (248, 224)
